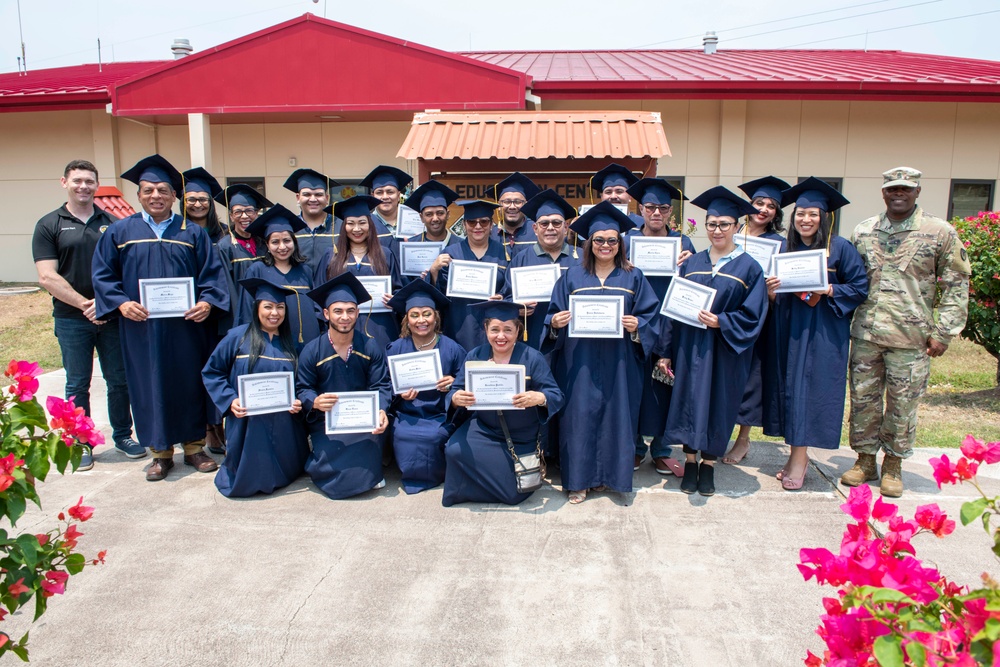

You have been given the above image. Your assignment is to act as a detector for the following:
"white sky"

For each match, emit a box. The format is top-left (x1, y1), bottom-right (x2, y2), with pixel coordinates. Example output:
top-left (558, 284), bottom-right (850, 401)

top-left (2, 0), bottom-right (1000, 73)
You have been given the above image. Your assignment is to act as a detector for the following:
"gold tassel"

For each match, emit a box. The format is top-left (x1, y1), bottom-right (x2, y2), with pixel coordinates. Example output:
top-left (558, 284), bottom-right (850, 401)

top-left (286, 286), bottom-right (304, 344)
top-left (364, 295), bottom-right (373, 339)
top-left (677, 188), bottom-right (685, 236)
top-left (225, 188), bottom-right (236, 245)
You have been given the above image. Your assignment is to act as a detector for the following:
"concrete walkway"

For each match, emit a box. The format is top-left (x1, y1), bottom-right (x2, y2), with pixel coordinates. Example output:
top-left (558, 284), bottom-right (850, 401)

top-left (3, 365), bottom-right (997, 666)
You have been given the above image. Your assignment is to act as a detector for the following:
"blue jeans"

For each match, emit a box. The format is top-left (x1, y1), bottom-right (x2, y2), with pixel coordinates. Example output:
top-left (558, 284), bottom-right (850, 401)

top-left (635, 434), bottom-right (672, 460)
top-left (54, 317), bottom-right (133, 444)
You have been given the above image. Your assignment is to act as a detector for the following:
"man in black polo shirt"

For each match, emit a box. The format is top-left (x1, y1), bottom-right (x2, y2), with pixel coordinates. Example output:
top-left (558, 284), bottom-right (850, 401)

top-left (32, 159), bottom-right (146, 469)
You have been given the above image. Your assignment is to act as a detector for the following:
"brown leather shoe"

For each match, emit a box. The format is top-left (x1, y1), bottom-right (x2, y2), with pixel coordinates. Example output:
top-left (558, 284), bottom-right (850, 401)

top-left (183, 451), bottom-right (219, 473)
top-left (146, 457), bottom-right (174, 482)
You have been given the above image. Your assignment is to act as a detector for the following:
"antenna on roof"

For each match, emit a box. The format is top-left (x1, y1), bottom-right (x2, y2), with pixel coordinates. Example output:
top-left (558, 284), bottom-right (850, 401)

top-left (16, 0), bottom-right (27, 74)
top-left (98, 38), bottom-right (102, 72)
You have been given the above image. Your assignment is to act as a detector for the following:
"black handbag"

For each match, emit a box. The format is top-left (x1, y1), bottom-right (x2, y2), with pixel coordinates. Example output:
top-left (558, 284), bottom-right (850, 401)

top-left (497, 410), bottom-right (545, 494)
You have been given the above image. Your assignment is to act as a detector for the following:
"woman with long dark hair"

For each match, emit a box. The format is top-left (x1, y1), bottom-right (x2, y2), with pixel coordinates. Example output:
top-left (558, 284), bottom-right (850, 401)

top-left (545, 202), bottom-right (661, 504)
top-left (202, 277), bottom-right (309, 497)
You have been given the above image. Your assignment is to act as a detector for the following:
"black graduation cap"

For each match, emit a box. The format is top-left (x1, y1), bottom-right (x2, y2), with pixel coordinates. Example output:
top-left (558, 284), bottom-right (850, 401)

top-left (690, 186), bottom-right (759, 219)
top-left (781, 177), bottom-right (850, 213)
top-left (326, 195), bottom-right (382, 220)
top-left (307, 272), bottom-right (372, 309)
top-left (569, 200), bottom-right (636, 238)
top-left (521, 189), bottom-right (577, 222)
top-left (386, 279), bottom-right (450, 317)
top-left (401, 181), bottom-right (459, 212)
top-left (216, 184), bottom-right (273, 210)
top-left (182, 167), bottom-right (223, 199)
top-left (121, 154), bottom-right (183, 193)
top-left (485, 173), bottom-right (541, 201)
top-left (244, 203), bottom-right (308, 238)
top-left (471, 300), bottom-right (522, 325)
top-left (738, 176), bottom-right (791, 205)
top-left (458, 199), bottom-right (501, 220)
top-left (626, 178), bottom-right (687, 206)
top-left (589, 163), bottom-right (639, 192)
top-left (239, 277), bottom-right (296, 304)
top-left (282, 168), bottom-right (340, 193)
top-left (359, 165), bottom-right (413, 191)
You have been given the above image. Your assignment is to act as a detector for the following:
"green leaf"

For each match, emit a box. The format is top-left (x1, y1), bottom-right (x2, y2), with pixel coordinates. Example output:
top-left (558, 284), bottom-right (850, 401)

top-left (873, 635), bottom-right (904, 667)
top-left (65, 553), bottom-right (85, 575)
top-left (870, 588), bottom-right (914, 605)
top-left (5, 494), bottom-right (25, 526)
top-left (13, 535), bottom-right (37, 570)
top-left (24, 443), bottom-right (50, 482)
top-left (32, 589), bottom-right (46, 622)
top-left (906, 640), bottom-right (926, 667)
top-left (962, 497), bottom-right (990, 526)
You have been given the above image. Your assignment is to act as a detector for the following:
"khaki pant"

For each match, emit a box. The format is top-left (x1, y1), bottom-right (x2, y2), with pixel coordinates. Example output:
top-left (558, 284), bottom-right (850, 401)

top-left (151, 440), bottom-right (206, 459)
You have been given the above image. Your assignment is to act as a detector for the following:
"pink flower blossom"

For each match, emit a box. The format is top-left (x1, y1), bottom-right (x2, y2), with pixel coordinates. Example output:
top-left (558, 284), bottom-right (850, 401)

top-left (0, 453), bottom-right (25, 493)
top-left (4, 360), bottom-right (41, 401)
top-left (913, 505), bottom-right (955, 538)
top-left (871, 496), bottom-right (897, 523)
top-left (6, 578), bottom-right (29, 597)
top-left (841, 485), bottom-right (873, 522)
top-left (67, 497), bottom-right (94, 522)
top-left (960, 434), bottom-right (1000, 464)
top-left (40, 570), bottom-right (68, 597)
top-left (45, 396), bottom-right (105, 447)
top-left (61, 524), bottom-right (83, 550)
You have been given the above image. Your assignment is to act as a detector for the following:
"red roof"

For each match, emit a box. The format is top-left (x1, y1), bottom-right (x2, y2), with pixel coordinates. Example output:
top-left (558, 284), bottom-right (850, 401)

top-left (464, 49), bottom-right (1000, 101)
top-left (94, 186), bottom-right (135, 220)
top-left (0, 62), bottom-right (160, 112)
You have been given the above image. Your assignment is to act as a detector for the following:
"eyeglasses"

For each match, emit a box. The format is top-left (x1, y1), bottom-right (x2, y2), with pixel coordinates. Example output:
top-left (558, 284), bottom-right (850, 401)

top-left (591, 237), bottom-right (620, 246)
top-left (184, 197), bottom-right (211, 205)
top-left (232, 209), bottom-right (259, 218)
top-left (705, 221), bottom-right (735, 232)
top-left (535, 219), bottom-right (564, 228)
top-left (642, 204), bottom-right (671, 215)
top-left (499, 199), bottom-right (526, 208)
top-left (465, 219), bottom-right (492, 228)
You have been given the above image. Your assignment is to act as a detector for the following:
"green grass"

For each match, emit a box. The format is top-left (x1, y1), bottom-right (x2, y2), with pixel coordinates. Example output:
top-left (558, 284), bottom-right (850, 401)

top-left (0, 289), bottom-right (62, 371)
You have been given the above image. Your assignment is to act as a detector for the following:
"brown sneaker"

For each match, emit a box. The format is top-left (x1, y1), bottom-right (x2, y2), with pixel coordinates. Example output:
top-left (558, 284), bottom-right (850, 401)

top-left (183, 451), bottom-right (219, 473)
top-left (840, 453), bottom-right (878, 487)
top-left (146, 457), bottom-right (174, 482)
top-left (880, 454), bottom-right (903, 498)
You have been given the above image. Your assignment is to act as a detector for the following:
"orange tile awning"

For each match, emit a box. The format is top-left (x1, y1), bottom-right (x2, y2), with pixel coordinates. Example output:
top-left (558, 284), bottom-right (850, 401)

top-left (94, 186), bottom-right (135, 220)
top-left (396, 110), bottom-right (671, 161)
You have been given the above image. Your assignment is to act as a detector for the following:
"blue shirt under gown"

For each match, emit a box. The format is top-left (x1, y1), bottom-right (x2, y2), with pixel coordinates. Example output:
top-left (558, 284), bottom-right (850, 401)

top-left (434, 238), bottom-right (508, 353)
top-left (240, 261), bottom-right (324, 351)
top-left (92, 212), bottom-right (229, 450)
top-left (385, 335), bottom-right (467, 494)
top-left (216, 234), bottom-right (263, 333)
top-left (296, 330), bottom-right (392, 499)
top-left (655, 250), bottom-right (768, 457)
top-left (500, 242), bottom-right (582, 351)
top-left (442, 342), bottom-right (564, 506)
top-left (202, 325), bottom-right (309, 497)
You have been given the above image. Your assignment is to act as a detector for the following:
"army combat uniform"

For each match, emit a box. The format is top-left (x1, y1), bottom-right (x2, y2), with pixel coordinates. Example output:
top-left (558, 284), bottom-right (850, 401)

top-left (848, 206), bottom-right (971, 459)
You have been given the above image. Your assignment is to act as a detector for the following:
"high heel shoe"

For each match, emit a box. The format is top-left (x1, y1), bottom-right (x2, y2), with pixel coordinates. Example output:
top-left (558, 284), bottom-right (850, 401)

top-left (782, 468), bottom-right (807, 491)
top-left (680, 462), bottom-right (698, 494)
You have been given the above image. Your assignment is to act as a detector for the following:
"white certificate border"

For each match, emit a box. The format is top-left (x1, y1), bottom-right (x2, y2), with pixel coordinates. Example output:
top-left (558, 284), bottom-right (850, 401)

top-left (567, 294), bottom-right (625, 339)
top-left (237, 371), bottom-right (295, 417)
top-left (465, 364), bottom-right (526, 411)
top-left (394, 207), bottom-right (425, 239)
top-left (509, 264), bottom-right (562, 303)
top-left (387, 349), bottom-right (444, 394)
top-left (659, 276), bottom-right (716, 330)
top-left (628, 236), bottom-right (682, 277)
top-left (324, 391), bottom-right (380, 435)
top-left (446, 259), bottom-right (498, 300)
top-left (739, 236), bottom-right (783, 276)
top-left (355, 275), bottom-right (392, 314)
top-left (139, 277), bottom-right (195, 319)
top-left (399, 242), bottom-right (444, 277)
top-left (772, 249), bottom-right (829, 294)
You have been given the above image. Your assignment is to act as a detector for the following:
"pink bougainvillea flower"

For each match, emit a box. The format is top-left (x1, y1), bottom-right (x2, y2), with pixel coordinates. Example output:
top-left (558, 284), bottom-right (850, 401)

top-left (6, 578), bottom-right (29, 597)
top-left (45, 396), bottom-right (105, 447)
top-left (40, 571), bottom-right (66, 597)
top-left (35, 533), bottom-right (49, 547)
top-left (67, 497), bottom-right (94, 522)
top-left (61, 524), bottom-right (83, 550)
top-left (929, 454), bottom-right (959, 488)
top-left (5, 360), bottom-right (41, 401)
top-left (0, 453), bottom-right (25, 493)
top-left (92, 549), bottom-right (107, 566)
top-left (954, 456), bottom-right (979, 482)
top-left (841, 485), bottom-right (873, 522)
top-left (914, 504), bottom-right (955, 538)
top-left (871, 496), bottom-right (898, 523)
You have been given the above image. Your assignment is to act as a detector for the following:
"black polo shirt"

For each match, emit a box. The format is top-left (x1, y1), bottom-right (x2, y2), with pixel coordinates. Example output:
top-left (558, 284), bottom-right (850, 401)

top-left (31, 205), bottom-right (117, 320)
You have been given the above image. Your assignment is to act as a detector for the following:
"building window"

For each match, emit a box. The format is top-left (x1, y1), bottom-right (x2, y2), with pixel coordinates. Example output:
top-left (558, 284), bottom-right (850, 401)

top-left (797, 176), bottom-right (843, 236)
top-left (949, 180), bottom-right (994, 220)
top-left (662, 176), bottom-right (687, 231)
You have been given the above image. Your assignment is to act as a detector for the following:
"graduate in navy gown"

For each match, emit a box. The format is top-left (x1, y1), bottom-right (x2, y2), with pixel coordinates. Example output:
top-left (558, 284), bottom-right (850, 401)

top-left (431, 199), bottom-right (508, 352)
top-left (501, 189), bottom-right (582, 351)
top-left (443, 302), bottom-right (564, 506)
top-left (623, 178), bottom-right (696, 477)
top-left (545, 202), bottom-right (661, 503)
top-left (91, 154), bottom-right (228, 481)
top-left (202, 278), bottom-right (309, 497)
top-left (485, 173), bottom-right (541, 261)
top-left (296, 273), bottom-right (391, 499)
top-left (726, 176), bottom-right (790, 466)
top-left (286, 168), bottom-right (340, 278)
top-left (313, 196), bottom-right (402, 351)
top-left (655, 187), bottom-right (768, 496)
top-left (385, 281), bottom-right (466, 494)
top-left (404, 180), bottom-right (461, 266)
top-left (365, 165), bottom-right (414, 240)
top-left (241, 204), bottom-right (324, 350)
top-left (763, 178), bottom-right (869, 490)
top-left (589, 163), bottom-right (645, 228)
top-left (214, 183), bottom-right (271, 332)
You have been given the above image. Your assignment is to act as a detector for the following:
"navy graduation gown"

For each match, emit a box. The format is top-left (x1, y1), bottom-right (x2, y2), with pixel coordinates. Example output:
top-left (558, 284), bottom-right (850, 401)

top-left (545, 266), bottom-right (661, 492)
top-left (386, 335), bottom-right (467, 494)
top-left (434, 238), bottom-right (508, 352)
top-left (217, 234), bottom-right (263, 332)
top-left (762, 236), bottom-right (868, 449)
top-left (202, 325), bottom-right (309, 497)
top-left (442, 343), bottom-right (564, 506)
top-left (240, 261), bottom-right (323, 350)
top-left (500, 243), bottom-right (582, 351)
top-left (490, 220), bottom-right (537, 261)
top-left (296, 330), bottom-right (392, 499)
top-left (657, 251), bottom-right (768, 457)
top-left (92, 213), bottom-right (229, 450)
top-left (296, 215), bottom-right (336, 278)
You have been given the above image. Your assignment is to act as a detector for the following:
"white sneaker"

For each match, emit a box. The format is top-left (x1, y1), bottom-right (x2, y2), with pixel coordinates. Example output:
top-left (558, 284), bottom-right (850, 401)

top-left (373, 479), bottom-right (386, 490)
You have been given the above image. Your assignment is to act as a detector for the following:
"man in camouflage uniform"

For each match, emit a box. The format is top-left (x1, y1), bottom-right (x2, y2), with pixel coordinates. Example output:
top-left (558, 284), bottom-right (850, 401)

top-left (842, 166), bottom-right (971, 497)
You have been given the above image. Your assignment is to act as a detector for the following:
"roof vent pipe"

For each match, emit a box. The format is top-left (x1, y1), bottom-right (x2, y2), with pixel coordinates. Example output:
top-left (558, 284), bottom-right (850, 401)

top-left (171, 39), bottom-right (193, 59)
top-left (703, 32), bottom-right (718, 55)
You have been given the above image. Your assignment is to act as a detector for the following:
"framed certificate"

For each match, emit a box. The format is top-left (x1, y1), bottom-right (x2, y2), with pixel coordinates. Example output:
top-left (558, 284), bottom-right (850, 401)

top-left (399, 242), bottom-right (444, 277)
top-left (772, 249), bottom-right (829, 293)
top-left (660, 276), bottom-right (717, 329)
top-left (324, 391), bottom-right (380, 435)
top-left (446, 260), bottom-right (498, 300)
top-left (394, 207), bottom-right (425, 239)
top-left (465, 364), bottom-right (526, 410)
top-left (139, 277), bottom-right (195, 318)
top-left (568, 295), bottom-right (624, 339)
top-left (356, 275), bottom-right (392, 314)
top-left (578, 203), bottom-right (629, 216)
top-left (629, 236), bottom-right (681, 277)
top-left (387, 349), bottom-right (443, 394)
top-left (237, 371), bottom-right (295, 416)
top-left (509, 264), bottom-right (562, 303)
top-left (739, 236), bottom-right (783, 276)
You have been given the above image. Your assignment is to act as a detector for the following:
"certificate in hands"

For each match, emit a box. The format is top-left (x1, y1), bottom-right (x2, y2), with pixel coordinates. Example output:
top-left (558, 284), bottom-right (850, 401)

top-left (629, 236), bottom-right (681, 276)
top-left (324, 391), bottom-right (380, 435)
top-left (772, 249), bottom-right (829, 293)
top-left (394, 207), bottom-right (425, 239)
top-left (568, 295), bottom-right (625, 338)
top-left (237, 371), bottom-right (295, 416)
top-left (465, 363), bottom-right (526, 410)
top-left (356, 276), bottom-right (392, 314)
top-left (446, 260), bottom-right (498, 300)
top-left (739, 236), bottom-right (783, 276)
top-left (660, 276), bottom-right (717, 329)
top-left (387, 349), bottom-right (443, 394)
top-left (139, 277), bottom-right (195, 318)
top-left (399, 242), bottom-right (444, 277)
top-left (509, 264), bottom-right (562, 303)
